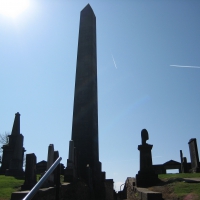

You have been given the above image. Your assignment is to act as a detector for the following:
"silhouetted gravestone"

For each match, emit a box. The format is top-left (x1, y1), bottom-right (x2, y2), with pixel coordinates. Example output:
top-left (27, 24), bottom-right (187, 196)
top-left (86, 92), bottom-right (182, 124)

top-left (188, 138), bottom-right (200, 172)
top-left (180, 150), bottom-right (183, 173)
top-left (182, 157), bottom-right (188, 173)
top-left (64, 140), bottom-right (77, 182)
top-left (21, 153), bottom-right (37, 190)
top-left (136, 129), bottom-right (158, 187)
top-left (46, 144), bottom-right (54, 186)
top-left (0, 113), bottom-right (26, 176)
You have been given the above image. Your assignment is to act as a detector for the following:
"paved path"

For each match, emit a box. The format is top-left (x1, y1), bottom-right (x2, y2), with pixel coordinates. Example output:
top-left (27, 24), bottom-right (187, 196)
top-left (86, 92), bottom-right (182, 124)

top-left (183, 178), bottom-right (200, 182)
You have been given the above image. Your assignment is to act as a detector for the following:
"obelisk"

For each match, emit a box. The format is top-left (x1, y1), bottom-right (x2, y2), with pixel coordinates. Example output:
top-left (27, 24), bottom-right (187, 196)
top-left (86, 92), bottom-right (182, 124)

top-left (70, 4), bottom-right (100, 182)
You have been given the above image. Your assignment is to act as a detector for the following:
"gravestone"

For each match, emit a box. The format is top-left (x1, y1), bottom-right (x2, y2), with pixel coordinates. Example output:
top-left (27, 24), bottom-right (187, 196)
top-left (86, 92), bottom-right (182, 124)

top-left (180, 150), bottom-right (183, 173)
top-left (135, 129), bottom-right (158, 187)
top-left (46, 144), bottom-right (54, 186)
top-left (182, 157), bottom-right (188, 173)
top-left (21, 153), bottom-right (37, 190)
top-left (188, 138), bottom-right (200, 172)
top-left (0, 112), bottom-right (26, 176)
top-left (64, 140), bottom-right (77, 182)
top-left (53, 151), bottom-right (60, 186)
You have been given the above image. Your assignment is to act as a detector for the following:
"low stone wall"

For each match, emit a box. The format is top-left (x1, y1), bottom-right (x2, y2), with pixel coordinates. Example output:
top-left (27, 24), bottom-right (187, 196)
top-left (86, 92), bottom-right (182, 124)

top-left (11, 181), bottom-right (90, 200)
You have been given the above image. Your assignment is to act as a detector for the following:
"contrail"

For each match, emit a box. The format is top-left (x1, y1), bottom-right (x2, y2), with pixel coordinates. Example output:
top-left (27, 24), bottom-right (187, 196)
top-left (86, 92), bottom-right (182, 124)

top-left (170, 65), bottom-right (200, 69)
top-left (111, 54), bottom-right (117, 69)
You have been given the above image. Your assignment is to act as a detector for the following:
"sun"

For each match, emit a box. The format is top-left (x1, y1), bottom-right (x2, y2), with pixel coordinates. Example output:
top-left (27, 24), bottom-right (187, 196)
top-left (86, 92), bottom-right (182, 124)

top-left (0, 0), bottom-right (30, 18)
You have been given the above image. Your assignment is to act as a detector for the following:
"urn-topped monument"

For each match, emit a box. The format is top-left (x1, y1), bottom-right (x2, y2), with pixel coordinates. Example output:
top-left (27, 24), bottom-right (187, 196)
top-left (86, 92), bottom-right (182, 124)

top-left (136, 129), bottom-right (158, 187)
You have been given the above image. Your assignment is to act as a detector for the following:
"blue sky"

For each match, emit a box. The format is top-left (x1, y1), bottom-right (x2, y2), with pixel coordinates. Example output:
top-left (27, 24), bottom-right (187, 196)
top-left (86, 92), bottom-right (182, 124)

top-left (0, 0), bottom-right (200, 191)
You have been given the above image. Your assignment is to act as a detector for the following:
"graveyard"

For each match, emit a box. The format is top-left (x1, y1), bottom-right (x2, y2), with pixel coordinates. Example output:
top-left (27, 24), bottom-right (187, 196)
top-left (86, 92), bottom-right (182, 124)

top-left (1, 3), bottom-right (200, 200)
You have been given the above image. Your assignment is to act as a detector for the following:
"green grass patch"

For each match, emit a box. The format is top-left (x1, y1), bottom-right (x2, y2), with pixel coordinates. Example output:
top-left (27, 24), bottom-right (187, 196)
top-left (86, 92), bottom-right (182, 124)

top-left (157, 173), bottom-right (200, 199)
top-left (0, 175), bottom-right (24, 200)
top-left (174, 182), bottom-right (200, 198)
top-left (158, 173), bottom-right (200, 179)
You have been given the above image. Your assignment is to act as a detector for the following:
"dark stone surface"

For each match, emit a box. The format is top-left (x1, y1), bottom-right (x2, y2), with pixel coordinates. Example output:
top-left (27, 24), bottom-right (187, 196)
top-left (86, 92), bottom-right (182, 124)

top-left (21, 153), bottom-right (37, 190)
top-left (188, 138), bottom-right (200, 172)
top-left (136, 129), bottom-right (158, 187)
top-left (0, 113), bottom-right (25, 176)
top-left (182, 157), bottom-right (188, 173)
top-left (70, 4), bottom-right (101, 184)
top-left (36, 160), bottom-right (47, 174)
top-left (180, 150), bottom-right (183, 173)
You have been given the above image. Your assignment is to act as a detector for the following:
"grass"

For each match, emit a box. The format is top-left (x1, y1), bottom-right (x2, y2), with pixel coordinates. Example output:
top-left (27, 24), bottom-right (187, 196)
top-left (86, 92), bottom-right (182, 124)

top-left (0, 175), bottom-right (24, 200)
top-left (158, 173), bottom-right (200, 179)
top-left (157, 173), bottom-right (200, 200)
top-left (0, 174), bottom-right (64, 200)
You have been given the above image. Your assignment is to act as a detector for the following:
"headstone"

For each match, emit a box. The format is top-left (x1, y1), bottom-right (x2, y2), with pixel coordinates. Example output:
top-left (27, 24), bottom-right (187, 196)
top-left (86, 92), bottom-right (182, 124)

top-left (46, 144), bottom-right (54, 186)
top-left (180, 150), bottom-right (183, 173)
top-left (0, 112), bottom-right (26, 176)
top-left (182, 157), bottom-right (188, 173)
top-left (188, 138), bottom-right (200, 172)
top-left (21, 153), bottom-right (37, 190)
top-left (53, 151), bottom-right (60, 200)
top-left (64, 140), bottom-right (77, 182)
top-left (135, 129), bottom-right (158, 187)
top-left (53, 151), bottom-right (60, 186)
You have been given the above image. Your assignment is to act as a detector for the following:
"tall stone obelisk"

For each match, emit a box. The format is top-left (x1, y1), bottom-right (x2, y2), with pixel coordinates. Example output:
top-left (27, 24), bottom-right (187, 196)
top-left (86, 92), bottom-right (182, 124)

top-left (70, 4), bottom-right (101, 183)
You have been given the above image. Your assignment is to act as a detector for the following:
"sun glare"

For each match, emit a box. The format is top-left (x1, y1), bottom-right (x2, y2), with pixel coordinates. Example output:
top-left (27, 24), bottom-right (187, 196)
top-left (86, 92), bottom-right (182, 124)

top-left (0, 0), bottom-right (30, 18)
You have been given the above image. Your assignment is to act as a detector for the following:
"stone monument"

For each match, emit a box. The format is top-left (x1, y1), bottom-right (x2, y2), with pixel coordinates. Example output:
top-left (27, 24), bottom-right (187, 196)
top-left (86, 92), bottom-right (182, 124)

top-left (188, 138), bottom-right (200, 172)
top-left (0, 112), bottom-right (26, 176)
top-left (65, 4), bottom-right (103, 185)
top-left (46, 144), bottom-right (54, 186)
top-left (135, 129), bottom-right (158, 187)
top-left (21, 153), bottom-right (37, 190)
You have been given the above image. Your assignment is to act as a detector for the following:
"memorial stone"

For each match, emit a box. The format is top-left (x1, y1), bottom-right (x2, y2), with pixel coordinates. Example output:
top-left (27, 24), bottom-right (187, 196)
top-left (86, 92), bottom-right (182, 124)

top-left (135, 129), bottom-right (158, 187)
top-left (180, 150), bottom-right (183, 173)
top-left (0, 113), bottom-right (25, 176)
top-left (46, 144), bottom-right (54, 186)
top-left (21, 153), bottom-right (37, 190)
top-left (188, 138), bottom-right (200, 172)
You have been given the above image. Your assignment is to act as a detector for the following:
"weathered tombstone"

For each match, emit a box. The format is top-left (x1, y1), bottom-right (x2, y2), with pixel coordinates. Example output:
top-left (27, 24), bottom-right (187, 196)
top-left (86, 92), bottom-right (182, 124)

top-left (53, 151), bottom-right (60, 186)
top-left (53, 151), bottom-right (60, 200)
top-left (182, 157), bottom-right (188, 173)
top-left (180, 150), bottom-right (183, 173)
top-left (64, 140), bottom-right (77, 182)
top-left (46, 144), bottom-right (54, 186)
top-left (135, 129), bottom-right (158, 187)
top-left (21, 153), bottom-right (37, 190)
top-left (188, 138), bottom-right (200, 172)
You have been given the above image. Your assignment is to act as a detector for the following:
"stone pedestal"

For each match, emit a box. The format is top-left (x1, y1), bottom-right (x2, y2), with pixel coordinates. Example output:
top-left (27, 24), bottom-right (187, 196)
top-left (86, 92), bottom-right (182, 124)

top-left (136, 129), bottom-right (158, 187)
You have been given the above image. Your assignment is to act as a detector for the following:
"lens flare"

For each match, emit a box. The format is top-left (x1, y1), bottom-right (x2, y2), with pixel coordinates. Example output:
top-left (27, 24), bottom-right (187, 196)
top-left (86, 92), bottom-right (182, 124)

top-left (0, 0), bottom-right (29, 18)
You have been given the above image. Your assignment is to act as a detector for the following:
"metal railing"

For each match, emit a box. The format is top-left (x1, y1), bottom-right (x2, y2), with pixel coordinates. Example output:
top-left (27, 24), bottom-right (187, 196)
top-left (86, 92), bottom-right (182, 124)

top-left (23, 157), bottom-right (62, 200)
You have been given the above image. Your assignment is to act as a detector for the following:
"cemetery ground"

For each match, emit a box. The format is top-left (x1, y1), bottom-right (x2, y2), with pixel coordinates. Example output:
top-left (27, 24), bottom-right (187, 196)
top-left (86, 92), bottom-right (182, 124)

top-left (0, 175), bottom-right (64, 200)
top-left (0, 174), bottom-right (200, 200)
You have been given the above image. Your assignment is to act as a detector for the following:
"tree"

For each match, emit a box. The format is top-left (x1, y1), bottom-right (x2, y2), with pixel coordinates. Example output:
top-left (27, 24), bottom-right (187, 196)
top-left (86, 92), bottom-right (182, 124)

top-left (0, 132), bottom-right (9, 163)
top-left (0, 132), bottom-right (9, 146)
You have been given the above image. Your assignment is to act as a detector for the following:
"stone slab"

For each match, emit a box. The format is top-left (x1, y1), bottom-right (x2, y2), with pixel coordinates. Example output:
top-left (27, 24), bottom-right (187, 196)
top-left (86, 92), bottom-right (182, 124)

top-left (133, 186), bottom-right (163, 200)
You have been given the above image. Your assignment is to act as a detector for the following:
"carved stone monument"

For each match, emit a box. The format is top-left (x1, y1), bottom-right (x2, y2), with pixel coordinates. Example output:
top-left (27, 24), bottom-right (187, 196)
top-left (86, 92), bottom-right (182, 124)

top-left (188, 138), bottom-right (200, 172)
top-left (21, 153), bottom-right (37, 190)
top-left (0, 113), bottom-right (26, 176)
top-left (65, 3), bottom-right (106, 188)
top-left (136, 129), bottom-right (158, 187)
